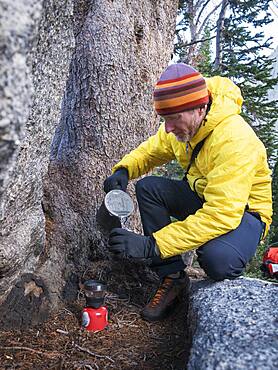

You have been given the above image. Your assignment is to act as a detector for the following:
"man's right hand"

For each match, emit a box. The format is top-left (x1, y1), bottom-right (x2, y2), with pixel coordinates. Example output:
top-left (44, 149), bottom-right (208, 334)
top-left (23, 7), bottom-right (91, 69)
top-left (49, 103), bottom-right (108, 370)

top-left (103, 168), bottom-right (129, 193)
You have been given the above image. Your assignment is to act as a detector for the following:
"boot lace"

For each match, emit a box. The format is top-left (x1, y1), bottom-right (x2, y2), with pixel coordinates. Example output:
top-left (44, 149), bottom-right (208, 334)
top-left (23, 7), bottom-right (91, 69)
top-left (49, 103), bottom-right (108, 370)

top-left (149, 278), bottom-right (173, 308)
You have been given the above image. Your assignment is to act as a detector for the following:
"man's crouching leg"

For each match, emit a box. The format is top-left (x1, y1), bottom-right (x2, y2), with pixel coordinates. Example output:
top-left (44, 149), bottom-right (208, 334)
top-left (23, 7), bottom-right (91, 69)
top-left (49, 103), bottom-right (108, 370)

top-left (196, 212), bottom-right (264, 281)
top-left (135, 176), bottom-right (201, 322)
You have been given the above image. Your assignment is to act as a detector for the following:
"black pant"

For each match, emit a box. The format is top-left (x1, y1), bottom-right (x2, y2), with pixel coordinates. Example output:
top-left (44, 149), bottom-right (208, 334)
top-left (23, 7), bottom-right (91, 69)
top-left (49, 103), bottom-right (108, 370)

top-left (135, 176), bottom-right (263, 280)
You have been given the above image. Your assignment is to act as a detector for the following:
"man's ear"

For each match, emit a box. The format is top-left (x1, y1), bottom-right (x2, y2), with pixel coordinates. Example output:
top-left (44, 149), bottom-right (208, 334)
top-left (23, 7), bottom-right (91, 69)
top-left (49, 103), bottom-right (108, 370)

top-left (199, 105), bottom-right (207, 117)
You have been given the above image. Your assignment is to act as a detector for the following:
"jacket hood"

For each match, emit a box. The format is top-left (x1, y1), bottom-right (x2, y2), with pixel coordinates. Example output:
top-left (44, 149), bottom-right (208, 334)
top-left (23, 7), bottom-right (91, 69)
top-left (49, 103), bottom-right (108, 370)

top-left (190, 76), bottom-right (243, 146)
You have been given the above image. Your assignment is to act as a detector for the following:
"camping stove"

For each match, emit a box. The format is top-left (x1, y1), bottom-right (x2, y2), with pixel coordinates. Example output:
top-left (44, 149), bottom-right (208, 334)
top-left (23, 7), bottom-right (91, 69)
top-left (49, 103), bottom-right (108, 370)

top-left (81, 280), bottom-right (108, 332)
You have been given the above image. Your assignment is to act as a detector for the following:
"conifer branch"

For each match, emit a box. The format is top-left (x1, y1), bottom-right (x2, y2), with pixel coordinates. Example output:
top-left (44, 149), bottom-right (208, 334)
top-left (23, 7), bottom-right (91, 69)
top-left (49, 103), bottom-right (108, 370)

top-left (197, 1), bottom-right (222, 37)
top-left (196, 0), bottom-right (213, 26)
top-left (183, 35), bottom-right (216, 47)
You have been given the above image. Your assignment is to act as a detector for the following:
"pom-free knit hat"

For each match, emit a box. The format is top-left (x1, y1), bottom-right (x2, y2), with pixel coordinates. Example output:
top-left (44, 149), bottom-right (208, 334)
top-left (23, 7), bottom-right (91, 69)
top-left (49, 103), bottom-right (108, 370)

top-left (153, 63), bottom-right (209, 115)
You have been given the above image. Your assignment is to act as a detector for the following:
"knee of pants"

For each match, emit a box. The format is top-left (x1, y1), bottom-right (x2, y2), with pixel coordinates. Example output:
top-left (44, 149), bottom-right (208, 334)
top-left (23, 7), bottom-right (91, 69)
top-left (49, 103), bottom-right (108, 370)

top-left (197, 245), bottom-right (246, 281)
top-left (135, 176), bottom-right (158, 199)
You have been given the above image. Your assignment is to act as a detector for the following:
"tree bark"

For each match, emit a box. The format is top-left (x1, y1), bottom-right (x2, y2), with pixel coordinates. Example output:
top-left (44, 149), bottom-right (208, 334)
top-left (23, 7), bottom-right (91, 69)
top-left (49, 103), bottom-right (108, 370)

top-left (214, 0), bottom-right (228, 70)
top-left (0, 0), bottom-right (178, 328)
top-left (0, 0), bottom-right (74, 328)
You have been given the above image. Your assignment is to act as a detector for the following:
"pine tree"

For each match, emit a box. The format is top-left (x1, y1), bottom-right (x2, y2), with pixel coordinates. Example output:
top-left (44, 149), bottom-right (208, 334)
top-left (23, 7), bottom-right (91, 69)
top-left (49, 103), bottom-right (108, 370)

top-left (214, 0), bottom-right (278, 163)
top-left (175, 0), bottom-right (222, 65)
top-left (195, 24), bottom-right (213, 76)
top-left (176, 1), bottom-right (277, 163)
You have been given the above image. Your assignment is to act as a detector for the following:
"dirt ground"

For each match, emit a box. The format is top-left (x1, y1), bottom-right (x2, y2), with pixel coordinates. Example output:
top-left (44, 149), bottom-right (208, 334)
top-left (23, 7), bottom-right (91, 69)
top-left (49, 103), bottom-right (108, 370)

top-left (0, 261), bottom-right (205, 370)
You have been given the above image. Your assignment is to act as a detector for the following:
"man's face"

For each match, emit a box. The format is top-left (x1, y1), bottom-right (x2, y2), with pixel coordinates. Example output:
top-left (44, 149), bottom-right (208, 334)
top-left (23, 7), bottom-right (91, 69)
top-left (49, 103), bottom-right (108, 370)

top-left (162, 108), bottom-right (206, 142)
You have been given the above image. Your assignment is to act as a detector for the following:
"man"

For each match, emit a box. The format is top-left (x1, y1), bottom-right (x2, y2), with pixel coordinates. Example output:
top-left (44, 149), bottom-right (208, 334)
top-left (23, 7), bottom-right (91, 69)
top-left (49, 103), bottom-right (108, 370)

top-left (104, 64), bottom-right (272, 322)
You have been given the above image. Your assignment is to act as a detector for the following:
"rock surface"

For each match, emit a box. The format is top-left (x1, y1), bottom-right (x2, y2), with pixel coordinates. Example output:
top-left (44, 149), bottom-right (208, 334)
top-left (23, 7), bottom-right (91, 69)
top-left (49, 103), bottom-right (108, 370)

top-left (188, 277), bottom-right (278, 370)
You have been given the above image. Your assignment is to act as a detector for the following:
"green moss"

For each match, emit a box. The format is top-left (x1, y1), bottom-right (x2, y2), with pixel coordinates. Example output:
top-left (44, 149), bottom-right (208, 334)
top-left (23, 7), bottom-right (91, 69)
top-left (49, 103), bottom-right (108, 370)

top-left (244, 242), bottom-right (266, 278)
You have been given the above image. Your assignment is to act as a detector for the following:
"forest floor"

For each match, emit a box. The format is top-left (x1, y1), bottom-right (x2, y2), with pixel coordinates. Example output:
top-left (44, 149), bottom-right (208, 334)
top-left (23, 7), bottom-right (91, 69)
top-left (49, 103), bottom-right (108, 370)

top-left (0, 260), bottom-right (206, 370)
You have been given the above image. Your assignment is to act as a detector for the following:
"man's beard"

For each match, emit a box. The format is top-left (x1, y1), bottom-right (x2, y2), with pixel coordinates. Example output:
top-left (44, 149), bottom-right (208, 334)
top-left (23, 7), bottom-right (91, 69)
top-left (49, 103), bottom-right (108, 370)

top-left (175, 134), bottom-right (190, 143)
top-left (174, 116), bottom-right (200, 143)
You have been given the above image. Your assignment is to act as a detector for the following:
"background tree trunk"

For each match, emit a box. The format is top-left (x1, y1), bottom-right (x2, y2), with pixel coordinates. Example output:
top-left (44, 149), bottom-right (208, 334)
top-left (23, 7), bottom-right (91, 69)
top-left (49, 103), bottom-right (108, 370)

top-left (214, 0), bottom-right (228, 70)
top-left (0, 0), bottom-right (178, 328)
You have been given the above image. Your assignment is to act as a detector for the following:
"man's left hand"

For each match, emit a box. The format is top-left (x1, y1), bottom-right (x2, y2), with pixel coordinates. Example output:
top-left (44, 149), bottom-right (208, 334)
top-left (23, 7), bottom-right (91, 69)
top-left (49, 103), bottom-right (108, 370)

top-left (108, 228), bottom-right (158, 259)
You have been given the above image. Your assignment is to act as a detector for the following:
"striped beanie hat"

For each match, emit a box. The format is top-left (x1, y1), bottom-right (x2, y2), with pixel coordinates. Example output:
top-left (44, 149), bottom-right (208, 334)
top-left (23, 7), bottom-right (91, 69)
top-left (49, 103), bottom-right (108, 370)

top-left (153, 63), bottom-right (209, 115)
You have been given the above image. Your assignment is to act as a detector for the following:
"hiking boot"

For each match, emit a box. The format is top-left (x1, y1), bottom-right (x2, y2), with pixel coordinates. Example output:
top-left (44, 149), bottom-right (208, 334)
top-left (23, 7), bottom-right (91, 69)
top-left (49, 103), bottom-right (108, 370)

top-left (141, 272), bottom-right (190, 322)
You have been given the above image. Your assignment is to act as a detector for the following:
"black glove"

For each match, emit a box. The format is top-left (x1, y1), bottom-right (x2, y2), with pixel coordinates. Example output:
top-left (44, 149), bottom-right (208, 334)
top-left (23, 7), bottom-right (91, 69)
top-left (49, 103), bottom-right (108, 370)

top-left (108, 228), bottom-right (158, 259)
top-left (103, 168), bottom-right (129, 193)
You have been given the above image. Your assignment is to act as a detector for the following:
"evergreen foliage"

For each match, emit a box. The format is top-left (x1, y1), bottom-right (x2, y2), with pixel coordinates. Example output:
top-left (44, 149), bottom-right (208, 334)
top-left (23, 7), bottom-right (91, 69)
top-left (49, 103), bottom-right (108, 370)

top-left (215, 0), bottom-right (278, 164)
top-left (175, 1), bottom-right (220, 65)
top-left (175, 1), bottom-right (277, 162)
top-left (195, 24), bottom-right (213, 76)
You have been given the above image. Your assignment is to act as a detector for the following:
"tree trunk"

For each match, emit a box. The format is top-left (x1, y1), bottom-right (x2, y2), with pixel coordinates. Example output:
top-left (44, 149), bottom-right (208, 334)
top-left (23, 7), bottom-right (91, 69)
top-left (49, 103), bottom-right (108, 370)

top-left (0, 0), bottom-right (74, 328)
top-left (0, 0), bottom-right (178, 328)
top-left (214, 0), bottom-right (228, 70)
top-left (178, 0), bottom-right (221, 66)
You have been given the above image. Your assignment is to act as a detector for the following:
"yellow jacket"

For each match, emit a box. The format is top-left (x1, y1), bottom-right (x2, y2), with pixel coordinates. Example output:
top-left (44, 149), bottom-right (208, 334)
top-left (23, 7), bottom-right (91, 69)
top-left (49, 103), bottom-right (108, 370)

top-left (113, 76), bottom-right (272, 258)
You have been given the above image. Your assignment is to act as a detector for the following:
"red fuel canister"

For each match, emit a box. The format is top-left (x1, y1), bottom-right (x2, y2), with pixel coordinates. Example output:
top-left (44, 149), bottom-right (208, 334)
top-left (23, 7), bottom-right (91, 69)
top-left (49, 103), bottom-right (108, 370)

top-left (82, 306), bottom-right (108, 332)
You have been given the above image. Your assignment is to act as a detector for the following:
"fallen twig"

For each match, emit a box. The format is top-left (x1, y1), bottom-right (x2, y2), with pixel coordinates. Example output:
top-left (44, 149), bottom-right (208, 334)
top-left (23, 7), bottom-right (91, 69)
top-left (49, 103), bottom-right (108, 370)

top-left (0, 346), bottom-right (60, 359)
top-left (115, 317), bottom-right (138, 328)
top-left (74, 344), bottom-right (115, 363)
top-left (56, 329), bottom-right (69, 335)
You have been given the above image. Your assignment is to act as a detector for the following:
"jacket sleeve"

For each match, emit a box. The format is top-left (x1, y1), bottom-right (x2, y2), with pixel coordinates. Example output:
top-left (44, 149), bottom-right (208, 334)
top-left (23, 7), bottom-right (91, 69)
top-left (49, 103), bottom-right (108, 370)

top-left (112, 124), bottom-right (176, 179)
top-left (153, 131), bottom-right (262, 258)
